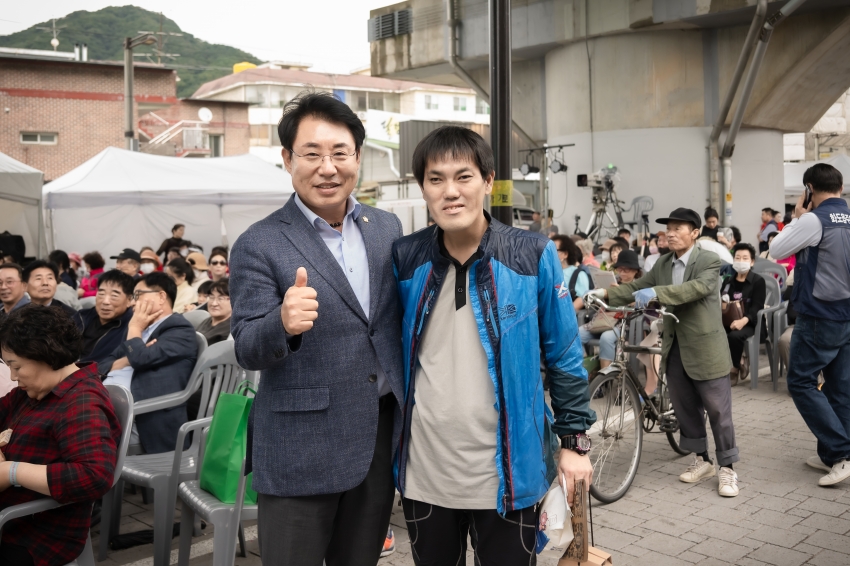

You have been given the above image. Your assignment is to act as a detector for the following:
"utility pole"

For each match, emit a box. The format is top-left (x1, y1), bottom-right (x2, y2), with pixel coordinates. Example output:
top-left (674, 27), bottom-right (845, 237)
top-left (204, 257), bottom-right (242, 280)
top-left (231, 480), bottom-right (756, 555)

top-left (36, 18), bottom-right (65, 51)
top-left (489, 0), bottom-right (513, 226)
top-left (138, 14), bottom-right (182, 65)
top-left (124, 34), bottom-right (158, 151)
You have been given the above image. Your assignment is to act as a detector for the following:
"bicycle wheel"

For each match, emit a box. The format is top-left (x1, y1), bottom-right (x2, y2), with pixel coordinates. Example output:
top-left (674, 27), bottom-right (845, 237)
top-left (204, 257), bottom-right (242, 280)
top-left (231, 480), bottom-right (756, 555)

top-left (659, 382), bottom-right (691, 456)
top-left (587, 371), bottom-right (643, 503)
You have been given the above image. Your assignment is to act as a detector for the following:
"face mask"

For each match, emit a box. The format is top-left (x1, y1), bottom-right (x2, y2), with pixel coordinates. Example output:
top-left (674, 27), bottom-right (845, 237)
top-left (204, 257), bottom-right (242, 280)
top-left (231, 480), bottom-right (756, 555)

top-left (77, 264), bottom-right (88, 278)
top-left (649, 246), bottom-right (658, 255)
top-left (733, 261), bottom-right (751, 274)
top-left (140, 263), bottom-right (156, 274)
top-left (180, 249), bottom-right (189, 257)
top-left (601, 251), bottom-right (611, 263)
top-left (193, 269), bottom-right (204, 279)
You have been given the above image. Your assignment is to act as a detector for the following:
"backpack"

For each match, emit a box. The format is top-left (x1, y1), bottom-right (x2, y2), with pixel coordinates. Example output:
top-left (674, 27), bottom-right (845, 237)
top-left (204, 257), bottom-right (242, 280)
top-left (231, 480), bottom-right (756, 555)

top-left (568, 265), bottom-right (595, 301)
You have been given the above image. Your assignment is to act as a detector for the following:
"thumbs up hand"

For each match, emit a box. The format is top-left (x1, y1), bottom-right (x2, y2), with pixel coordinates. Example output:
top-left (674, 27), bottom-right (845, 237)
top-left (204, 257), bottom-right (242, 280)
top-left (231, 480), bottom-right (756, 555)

top-left (281, 267), bottom-right (319, 335)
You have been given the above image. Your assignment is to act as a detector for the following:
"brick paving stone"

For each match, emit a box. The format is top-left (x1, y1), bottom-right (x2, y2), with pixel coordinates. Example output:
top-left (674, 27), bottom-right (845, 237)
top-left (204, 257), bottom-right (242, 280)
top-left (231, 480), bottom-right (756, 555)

top-left (634, 531), bottom-right (696, 556)
top-left (747, 525), bottom-right (809, 548)
top-left (796, 497), bottom-right (850, 517)
top-left (750, 508), bottom-right (807, 530)
top-left (742, 493), bottom-right (799, 513)
top-left (747, 544), bottom-right (812, 566)
top-left (679, 550), bottom-right (708, 563)
top-left (806, 548), bottom-right (850, 566)
top-left (689, 538), bottom-right (752, 562)
top-left (802, 530), bottom-right (850, 554)
top-left (690, 521), bottom-right (753, 544)
top-left (798, 512), bottom-right (850, 535)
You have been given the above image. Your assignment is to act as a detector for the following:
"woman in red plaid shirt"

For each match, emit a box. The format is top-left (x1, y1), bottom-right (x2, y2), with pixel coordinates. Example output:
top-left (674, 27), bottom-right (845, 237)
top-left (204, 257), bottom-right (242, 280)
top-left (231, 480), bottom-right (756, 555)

top-left (0, 305), bottom-right (121, 566)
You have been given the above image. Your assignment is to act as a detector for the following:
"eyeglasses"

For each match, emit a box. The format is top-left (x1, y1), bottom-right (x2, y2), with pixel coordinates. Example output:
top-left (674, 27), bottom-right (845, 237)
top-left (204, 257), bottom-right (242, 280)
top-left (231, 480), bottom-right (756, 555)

top-left (0, 278), bottom-right (21, 288)
top-left (290, 150), bottom-right (357, 165)
top-left (208, 295), bottom-right (230, 304)
top-left (132, 289), bottom-right (161, 301)
top-left (210, 260), bottom-right (227, 266)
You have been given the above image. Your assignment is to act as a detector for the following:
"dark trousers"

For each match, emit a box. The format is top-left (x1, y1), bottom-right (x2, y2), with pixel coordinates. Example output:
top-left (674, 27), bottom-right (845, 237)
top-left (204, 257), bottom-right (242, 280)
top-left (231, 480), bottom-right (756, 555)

top-left (257, 395), bottom-right (396, 566)
top-left (401, 498), bottom-right (537, 566)
top-left (787, 314), bottom-right (850, 466)
top-left (667, 340), bottom-right (739, 467)
top-left (726, 326), bottom-right (755, 369)
top-left (0, 543), bottom-right (34, 566)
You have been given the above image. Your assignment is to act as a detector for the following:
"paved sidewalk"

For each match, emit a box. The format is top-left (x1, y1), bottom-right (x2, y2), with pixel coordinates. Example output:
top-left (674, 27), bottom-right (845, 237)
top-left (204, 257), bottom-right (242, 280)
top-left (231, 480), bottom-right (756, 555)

top-left (95, 373), bottom-right (850, 566)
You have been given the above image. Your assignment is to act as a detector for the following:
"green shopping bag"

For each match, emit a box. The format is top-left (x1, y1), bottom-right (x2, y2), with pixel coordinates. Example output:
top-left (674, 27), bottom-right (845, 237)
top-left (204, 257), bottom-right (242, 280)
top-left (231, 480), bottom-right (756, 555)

top-left (199, 381), bottom-right (258, 505)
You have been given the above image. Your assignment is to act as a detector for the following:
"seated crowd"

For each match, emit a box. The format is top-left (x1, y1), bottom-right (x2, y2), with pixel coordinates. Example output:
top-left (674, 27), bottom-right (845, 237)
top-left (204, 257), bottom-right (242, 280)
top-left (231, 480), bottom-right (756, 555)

top-left (0, 223), bottom-right (233, 563)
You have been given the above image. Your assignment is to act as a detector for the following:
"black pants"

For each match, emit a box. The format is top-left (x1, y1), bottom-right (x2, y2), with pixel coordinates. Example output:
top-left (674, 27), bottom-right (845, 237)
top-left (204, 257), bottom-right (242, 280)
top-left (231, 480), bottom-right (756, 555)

top-left (667, 339), bottom-right (739, 467)
top-left (726, 326), bottom-right (755, 369)
top-left (257, 395), bottom-right (395, 566)
top-left (0, 543), bottom-right (34, 566)
top-left (402, 498), bottom-right (538, 566)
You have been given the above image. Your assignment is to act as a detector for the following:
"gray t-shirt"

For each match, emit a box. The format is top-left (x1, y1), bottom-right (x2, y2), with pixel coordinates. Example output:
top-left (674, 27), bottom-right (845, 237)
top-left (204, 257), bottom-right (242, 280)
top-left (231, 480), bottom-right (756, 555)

top-left (404, 264), bottom-right (500, 509)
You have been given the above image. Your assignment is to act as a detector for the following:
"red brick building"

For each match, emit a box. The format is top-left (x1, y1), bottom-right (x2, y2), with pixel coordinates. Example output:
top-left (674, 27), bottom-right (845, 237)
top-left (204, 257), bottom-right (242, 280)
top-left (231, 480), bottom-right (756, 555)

top-left (0, 53), bottom-right (249, 181)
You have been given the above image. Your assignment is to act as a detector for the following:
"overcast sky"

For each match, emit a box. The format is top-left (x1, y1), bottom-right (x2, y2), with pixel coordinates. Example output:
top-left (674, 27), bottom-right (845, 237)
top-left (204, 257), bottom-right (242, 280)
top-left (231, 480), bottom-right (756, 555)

top-left (0, 1), bottom-right (396, 73)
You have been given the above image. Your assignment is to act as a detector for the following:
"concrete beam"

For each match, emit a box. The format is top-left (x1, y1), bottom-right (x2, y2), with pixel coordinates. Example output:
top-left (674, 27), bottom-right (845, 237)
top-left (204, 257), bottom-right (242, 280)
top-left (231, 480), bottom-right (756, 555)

top-left (746, 11), bottom-right (850, 131)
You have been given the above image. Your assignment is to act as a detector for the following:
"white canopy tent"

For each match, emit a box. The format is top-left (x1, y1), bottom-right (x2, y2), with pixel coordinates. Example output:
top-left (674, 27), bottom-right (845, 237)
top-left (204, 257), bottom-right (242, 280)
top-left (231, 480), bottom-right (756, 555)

top-left (0, 152), bottom-right (44, 259)
top-left (784, 154), bottom-right (850, 196)
top-left (43, 148), bottom-right (294, 259)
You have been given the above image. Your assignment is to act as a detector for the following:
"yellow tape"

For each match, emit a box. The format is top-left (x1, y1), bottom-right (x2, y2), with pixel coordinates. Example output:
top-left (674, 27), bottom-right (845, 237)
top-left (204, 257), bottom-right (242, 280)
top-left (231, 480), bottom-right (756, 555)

top-left (491, 180), bottom-right (513, 207)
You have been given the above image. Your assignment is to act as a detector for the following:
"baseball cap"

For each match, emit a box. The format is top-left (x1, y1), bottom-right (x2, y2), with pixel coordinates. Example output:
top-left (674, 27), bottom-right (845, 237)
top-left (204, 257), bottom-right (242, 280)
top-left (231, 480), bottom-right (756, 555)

top-left (110, 248), bottom-right (141, 263)
top-left (186, 252), bottom-right (209, 271)
top-left (599, 238), bottom-right (619, 251)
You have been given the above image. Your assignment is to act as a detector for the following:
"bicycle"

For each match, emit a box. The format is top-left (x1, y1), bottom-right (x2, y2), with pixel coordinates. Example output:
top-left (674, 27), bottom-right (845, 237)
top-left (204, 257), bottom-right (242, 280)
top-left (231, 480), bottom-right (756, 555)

top-left (582, 294), bottom-right (690, 503)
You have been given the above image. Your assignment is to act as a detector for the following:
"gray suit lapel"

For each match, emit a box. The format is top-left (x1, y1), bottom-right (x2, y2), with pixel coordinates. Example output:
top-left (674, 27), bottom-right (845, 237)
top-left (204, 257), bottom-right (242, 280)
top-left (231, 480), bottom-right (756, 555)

top-left (279, 198), bottom-right (368, 323)
top-left (355, 211), bottom-right (384, 322)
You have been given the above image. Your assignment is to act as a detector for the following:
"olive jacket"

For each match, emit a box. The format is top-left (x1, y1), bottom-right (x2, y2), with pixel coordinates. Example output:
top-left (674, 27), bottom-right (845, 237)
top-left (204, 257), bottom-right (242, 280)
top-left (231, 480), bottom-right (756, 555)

top-left (607, 245), bottom-right (732, 380)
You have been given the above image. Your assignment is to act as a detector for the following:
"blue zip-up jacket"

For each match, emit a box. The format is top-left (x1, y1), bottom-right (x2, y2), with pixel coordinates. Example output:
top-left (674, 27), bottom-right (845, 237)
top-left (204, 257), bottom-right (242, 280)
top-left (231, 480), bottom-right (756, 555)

top-left (392, 215), bottom-right (596, 513)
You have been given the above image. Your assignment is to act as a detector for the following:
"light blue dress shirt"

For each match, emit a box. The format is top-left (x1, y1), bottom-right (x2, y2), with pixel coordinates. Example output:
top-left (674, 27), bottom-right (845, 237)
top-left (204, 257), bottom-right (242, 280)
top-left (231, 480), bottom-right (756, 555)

top-left (294, 193), bottom-right (390, 396)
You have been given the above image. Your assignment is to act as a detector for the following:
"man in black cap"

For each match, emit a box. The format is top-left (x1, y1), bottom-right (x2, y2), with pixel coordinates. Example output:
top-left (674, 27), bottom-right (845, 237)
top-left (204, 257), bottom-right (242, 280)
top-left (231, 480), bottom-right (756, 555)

top-left (587, 208), bottom-right (740, 497)
top-left (111, 248), bottom-right (142, 279)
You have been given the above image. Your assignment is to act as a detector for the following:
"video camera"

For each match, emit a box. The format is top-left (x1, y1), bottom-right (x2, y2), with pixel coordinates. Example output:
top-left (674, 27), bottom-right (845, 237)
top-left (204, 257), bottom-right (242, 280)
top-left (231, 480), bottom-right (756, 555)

top-left (577, 164), bottom-right (618, 191)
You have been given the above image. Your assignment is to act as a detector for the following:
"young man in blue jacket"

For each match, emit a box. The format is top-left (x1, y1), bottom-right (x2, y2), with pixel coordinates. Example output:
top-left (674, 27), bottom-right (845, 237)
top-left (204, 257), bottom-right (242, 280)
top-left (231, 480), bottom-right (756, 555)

top-left (392, 126), bottom-right (596, 564)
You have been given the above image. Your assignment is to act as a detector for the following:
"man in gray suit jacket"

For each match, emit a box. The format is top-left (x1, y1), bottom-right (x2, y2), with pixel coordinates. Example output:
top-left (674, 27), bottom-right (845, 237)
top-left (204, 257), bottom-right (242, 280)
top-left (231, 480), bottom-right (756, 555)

top-left (230, 91), bottom-right (404, 566)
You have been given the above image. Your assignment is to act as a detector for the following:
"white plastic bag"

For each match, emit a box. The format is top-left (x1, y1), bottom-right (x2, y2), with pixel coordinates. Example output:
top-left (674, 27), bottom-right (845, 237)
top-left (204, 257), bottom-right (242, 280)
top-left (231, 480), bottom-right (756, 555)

top-left (537, 474), bottom-right (574, 552)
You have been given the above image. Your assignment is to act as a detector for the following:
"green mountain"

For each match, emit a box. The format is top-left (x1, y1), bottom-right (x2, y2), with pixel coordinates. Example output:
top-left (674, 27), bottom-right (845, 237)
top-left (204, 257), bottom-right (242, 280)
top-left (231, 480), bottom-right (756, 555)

top-left (0, 5), bottom-right (262, 97)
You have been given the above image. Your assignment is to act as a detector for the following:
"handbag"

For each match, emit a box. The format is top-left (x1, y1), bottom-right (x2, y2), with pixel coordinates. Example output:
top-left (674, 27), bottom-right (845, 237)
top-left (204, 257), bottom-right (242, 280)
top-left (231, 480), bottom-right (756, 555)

top-left (586, 310), bottom-right (617, 334)
top-left (199, 380), bottom-right (258, 505)
top-left (722, 300), bottom-right (745, 329)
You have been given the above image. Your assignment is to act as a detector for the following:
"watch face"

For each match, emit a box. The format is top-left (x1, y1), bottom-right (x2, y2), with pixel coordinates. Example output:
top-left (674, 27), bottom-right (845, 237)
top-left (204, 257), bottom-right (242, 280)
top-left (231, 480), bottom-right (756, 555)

top-left (577, 435), bottom-right (592, 451)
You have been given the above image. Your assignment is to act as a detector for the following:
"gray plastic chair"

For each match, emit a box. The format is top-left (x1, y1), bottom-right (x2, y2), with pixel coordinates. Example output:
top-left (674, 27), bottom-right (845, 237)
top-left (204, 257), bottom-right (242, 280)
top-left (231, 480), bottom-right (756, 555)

top-left (98, 341), bottom-right (249, 566)
top-left (125, 333), bottom-right (207, 458)
top-left (753, 261), bottom-right (788, 293)
top-left (622, 196), bottom-right (654, 233)
top-left (175, 413), bottom-right (257, 565)
top-left (183, 309), bottom-right (211, 330)
top-left (746, 273), bottom-right (785, 390)
top-left (0, 384), bottom-right (134, 566)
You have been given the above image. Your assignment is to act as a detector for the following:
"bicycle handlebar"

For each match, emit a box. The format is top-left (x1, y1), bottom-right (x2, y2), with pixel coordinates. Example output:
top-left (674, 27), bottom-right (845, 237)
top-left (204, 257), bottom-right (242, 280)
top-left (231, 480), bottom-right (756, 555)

top-left (584, 293), bottom-right (680, 323)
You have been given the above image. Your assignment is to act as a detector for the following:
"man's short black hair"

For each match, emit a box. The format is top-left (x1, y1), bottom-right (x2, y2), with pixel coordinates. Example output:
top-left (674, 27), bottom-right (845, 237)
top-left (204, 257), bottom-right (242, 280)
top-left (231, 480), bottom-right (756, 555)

top-left (138, 272), bottom-right (177, 308)
top-left (732, 242), bottom-right (757, 261)
top-left (411, 126), bottom-right (495, 187)
top-left (278, 91), bottom-right (366, 154)
top-left (0, 305), bottom-right (82, 369)
top-left (22, 260), bottom-right (59, 283)
top-left (613, 236), bottom-right (631, 250)
top-left (617, 228), bottom-right (631, 236)
top-left (803, 163), bottom-right (843, 193)
top-left (0, 263), bottom-right (24, 280)
top-left (704, 207), bottom-right (719, 220)
top-left (172, 223), bottom-right (185, 233)
top-left (98, 269), bottom-right (136, 297)
top-left (762, 207), bottom-right (774, 214)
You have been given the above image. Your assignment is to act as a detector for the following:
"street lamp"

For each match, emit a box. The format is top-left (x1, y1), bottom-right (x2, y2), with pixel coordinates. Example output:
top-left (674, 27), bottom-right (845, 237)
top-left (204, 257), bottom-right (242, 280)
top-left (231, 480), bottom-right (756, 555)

top-left (124, 34), bottom-right (157, 151)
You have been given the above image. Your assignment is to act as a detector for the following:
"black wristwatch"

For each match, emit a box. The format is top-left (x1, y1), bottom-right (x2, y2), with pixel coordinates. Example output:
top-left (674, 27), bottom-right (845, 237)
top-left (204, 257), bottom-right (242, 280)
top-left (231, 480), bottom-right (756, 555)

top-left (561, 433), bottom-right (592, 456)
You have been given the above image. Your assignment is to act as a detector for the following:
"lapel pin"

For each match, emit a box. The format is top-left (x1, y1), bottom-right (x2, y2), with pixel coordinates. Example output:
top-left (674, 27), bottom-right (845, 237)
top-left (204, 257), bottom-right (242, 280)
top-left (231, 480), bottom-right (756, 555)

top-left (362, 216), bottom-right (369, 223)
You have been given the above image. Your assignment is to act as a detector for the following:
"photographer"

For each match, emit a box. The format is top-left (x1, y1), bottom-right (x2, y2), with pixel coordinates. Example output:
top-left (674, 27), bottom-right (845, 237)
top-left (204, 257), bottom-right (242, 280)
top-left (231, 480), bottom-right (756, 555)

top-left (770, 163), bottom-right (850, 486)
